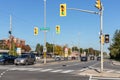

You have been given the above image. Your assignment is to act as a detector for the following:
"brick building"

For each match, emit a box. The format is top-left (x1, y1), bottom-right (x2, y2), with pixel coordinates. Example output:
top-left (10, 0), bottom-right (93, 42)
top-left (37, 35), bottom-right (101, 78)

top-left (0, 36), bottom-right (25, 49)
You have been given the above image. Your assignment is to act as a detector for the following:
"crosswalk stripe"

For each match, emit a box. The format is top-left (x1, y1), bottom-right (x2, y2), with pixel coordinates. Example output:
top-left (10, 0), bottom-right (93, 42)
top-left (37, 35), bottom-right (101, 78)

top-left (40, 69), bottom-right (53, 72)
top-left (51, 69), bottom-right (63, 72)
top-left (61, 70), bottom-right (74, 73)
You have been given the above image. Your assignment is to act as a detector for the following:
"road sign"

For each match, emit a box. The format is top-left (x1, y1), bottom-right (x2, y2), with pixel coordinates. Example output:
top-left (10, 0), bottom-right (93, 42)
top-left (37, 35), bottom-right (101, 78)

top-left (43, 46), bottom-right (47, 52)
top-left (40, 27), bottom-right (50, 31)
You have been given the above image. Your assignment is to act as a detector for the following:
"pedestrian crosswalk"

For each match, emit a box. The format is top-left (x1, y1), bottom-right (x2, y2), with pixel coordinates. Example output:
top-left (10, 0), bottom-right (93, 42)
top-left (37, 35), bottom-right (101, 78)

top-left (0, 66), bottom-right (76, 74)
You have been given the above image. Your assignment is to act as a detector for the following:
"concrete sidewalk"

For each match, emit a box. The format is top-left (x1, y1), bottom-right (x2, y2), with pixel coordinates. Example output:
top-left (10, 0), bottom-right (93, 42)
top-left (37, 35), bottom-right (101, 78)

top-left (112, 60), bottom-right (120, 66)
top-left (79, 69), bottom-right (120, 78)
top-left (78, 60), bottom-right (120, 78)
top-left (34, 59), bottom-right (79, 67)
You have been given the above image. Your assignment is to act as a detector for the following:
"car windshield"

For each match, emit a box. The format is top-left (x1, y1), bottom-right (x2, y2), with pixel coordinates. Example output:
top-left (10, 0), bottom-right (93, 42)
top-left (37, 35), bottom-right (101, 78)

top-left (0, 54), bottom-right (3, 58)
top-left (18, 54), bottom-right (28, 58)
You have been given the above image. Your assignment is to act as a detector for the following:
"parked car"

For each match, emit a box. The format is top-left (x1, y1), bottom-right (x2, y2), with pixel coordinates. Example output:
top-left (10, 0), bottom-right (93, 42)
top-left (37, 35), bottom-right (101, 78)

top-left (90, 56), bottom-right (95, 60)
top-left (80, 56), bottom-right (88, 61)
top-left (55, 56), bottom-right (61, 61)
top-left (97, 56), bottom-right (101, 61)
top-left (14, 53), bottom-right (36, 65)
top-left (0, 52), bottom-right (17, 65)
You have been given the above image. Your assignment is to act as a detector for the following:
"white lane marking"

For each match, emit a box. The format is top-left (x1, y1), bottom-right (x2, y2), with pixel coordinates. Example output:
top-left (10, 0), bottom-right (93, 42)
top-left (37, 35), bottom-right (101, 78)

top-left (0, 69), bottom-right (9, 79)
top-left (51, 69), bottom-right (63, 72)
top-left (79, 68), bottom-right (89, 72)
top-left (25, 68), bottom-right (43, 71)
top-left (10, 67), bottom-right (43, 71)
top-left (89, 75), bottom-right (92, 80)
top-left (61, 70), bottom-right (74, 73)
top-left (106, 70), bottom-right (114, 73)
top-left (40, 69), bottom-right (53, 72)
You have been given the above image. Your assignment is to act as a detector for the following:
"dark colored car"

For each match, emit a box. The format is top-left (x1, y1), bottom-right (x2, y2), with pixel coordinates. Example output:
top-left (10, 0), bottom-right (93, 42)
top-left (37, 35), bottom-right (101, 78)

top-left (14, 53), bottom-right (36, 65)
top-left (0, 52), bottom-right (17, 65)
top-left (90, 56), bottom-right (95, 60)
top-left (55, 56), bottom-right (61, 61)
top-left (80, 56), bottom-right (88, 61)
top-left (97, 56), bottom-right (101, 61)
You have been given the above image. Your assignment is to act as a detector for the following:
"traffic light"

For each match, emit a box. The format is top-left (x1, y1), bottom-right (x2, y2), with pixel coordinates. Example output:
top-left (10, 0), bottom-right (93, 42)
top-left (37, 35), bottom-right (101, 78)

top-left (60, 4), bottom-right (66, 16)
top-left (95, 0), bottom-right (102, 10)
top-left (34, 27), bottom-right (38, 35)
top-left (56, 25), bottom-right (60, 34)
top-left (105, 34), bottom-right (109, 43)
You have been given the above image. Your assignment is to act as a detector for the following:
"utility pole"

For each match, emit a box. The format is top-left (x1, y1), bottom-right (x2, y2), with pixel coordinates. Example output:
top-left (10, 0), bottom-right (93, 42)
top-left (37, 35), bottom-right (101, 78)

top-left (9, 15), bottom-right (12, 52)
top-left (43, 0), bottom-right (47, 64)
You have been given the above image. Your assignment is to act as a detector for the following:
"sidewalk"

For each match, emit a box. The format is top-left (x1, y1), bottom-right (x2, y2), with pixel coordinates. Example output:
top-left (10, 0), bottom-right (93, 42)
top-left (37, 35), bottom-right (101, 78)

top-left (78, 60), bottom-right (120, 78)
top-left (34, 59), bottom-right (79, 67)
top-left (112, 60), bottom-right (120, 66)
top-left (79, 69), bottom-right (120, 78)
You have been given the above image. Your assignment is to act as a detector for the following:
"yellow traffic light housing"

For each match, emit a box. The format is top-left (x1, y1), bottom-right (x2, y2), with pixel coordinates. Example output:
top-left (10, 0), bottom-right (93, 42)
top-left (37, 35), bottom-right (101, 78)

top-left (56, 25), bottom-right (60, 34)
top-left (34, 27), bottom-right (38, 35)
top-left (101, 35), bottom-right (104, 44)
top-left (60, 4), bottom-right (66, 16)
top-left (95, 0), bottom-right (102, 10)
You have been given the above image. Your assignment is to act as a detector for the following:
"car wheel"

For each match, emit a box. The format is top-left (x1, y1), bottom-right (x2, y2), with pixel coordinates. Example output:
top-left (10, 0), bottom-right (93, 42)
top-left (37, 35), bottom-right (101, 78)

top-left (25, 61), bottom-right (29, 65)
top-left (15, 64), bottom-right (18, 66)
top-left (4, 61), bottom-right (8, 65)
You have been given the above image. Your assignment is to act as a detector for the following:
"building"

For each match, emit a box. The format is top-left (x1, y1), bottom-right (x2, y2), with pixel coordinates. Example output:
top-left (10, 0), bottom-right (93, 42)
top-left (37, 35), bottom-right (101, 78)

top-left (0, 36), bottom-right (25, 49)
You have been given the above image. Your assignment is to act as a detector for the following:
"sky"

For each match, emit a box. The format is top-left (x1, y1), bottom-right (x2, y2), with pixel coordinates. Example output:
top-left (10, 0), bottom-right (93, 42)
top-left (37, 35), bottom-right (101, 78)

top-left (0, 0), bottom-right (120, 53)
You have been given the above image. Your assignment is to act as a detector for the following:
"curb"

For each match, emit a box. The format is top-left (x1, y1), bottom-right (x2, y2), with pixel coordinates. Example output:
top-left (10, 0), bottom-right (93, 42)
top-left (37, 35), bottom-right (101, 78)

top-left (78, 69), bottom-right (120, 78)
top-left (112, 61), bottom-right (120, 66)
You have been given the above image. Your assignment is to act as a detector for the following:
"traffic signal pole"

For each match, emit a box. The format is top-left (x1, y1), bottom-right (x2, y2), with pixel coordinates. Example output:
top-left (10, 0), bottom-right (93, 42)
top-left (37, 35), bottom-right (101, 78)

top-left (66, 2), bottom-right (104, 73)
top-left (44, 0), bottom-right (47, 64)
top-left (100, 6), bottom-right (104, 72)
top-left (67, 8), bottom-right (99, 15)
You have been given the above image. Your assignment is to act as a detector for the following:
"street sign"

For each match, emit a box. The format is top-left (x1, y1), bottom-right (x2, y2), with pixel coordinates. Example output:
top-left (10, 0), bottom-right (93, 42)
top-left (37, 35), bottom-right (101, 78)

top-left (16, 48), bottom-right (21, 55)
top-left (40, 27), bottom-right (50, 31)
top-left (43, 46), bottom-right (47, 52)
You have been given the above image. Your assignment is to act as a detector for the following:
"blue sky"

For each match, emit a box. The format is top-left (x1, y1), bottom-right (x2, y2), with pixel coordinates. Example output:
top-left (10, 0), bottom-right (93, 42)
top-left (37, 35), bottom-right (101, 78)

top-left (0, 0), bottom-right (120, 52)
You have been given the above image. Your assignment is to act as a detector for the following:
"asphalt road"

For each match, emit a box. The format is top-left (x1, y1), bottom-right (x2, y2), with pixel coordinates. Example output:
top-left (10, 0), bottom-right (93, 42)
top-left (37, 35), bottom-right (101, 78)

top-left (0, 59), bottom-right (119, 80)
top-left (0, 70), bottom-right (89, 80)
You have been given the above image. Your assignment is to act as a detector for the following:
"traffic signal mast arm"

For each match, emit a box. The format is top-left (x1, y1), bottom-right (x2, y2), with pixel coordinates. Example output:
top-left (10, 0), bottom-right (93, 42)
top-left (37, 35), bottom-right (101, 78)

top-left (67, 8), bottom-right (99, 15)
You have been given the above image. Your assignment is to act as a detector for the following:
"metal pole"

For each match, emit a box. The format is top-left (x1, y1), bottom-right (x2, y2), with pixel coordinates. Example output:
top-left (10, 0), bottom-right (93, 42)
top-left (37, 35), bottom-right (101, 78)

top-left (100, 7), bottom-right (103, 72)
top-left (53, 32), bottom-right (55, 56)
top-left (9, 15), bottom-right (12, 52)
top-left (67, 8), bottom-right (99, 14)
top-left (44, 0), bottom-right (47, 64)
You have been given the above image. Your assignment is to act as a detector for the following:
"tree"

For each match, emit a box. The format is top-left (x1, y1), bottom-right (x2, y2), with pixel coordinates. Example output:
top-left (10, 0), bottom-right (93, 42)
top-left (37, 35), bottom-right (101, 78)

top-left (72, 46), bottom-right (78, 52)
top-left (35, 43), bottom-right (42, 54)
top-left (108, 29), bottom-right (120, 60)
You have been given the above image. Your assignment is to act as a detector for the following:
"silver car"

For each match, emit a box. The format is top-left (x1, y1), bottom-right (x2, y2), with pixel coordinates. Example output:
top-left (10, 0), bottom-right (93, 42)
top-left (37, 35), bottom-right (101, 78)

top-left (14, 53), bottom-right (35, 65)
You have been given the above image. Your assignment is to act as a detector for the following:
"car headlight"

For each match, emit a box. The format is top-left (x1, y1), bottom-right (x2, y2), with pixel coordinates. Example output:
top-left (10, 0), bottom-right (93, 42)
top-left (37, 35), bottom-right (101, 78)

top-left (0, 59), bottom-right (5, 62)
top-left (20, 59), bottom-right (25, 63)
